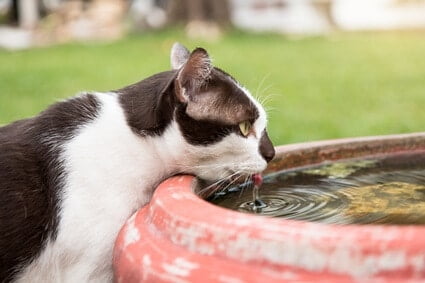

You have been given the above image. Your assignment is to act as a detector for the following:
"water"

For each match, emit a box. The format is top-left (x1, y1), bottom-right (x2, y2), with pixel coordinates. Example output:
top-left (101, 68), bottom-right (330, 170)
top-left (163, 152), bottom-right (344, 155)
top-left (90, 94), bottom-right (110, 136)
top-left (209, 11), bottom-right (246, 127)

top-left (208, 152), bottom-right (425, 225)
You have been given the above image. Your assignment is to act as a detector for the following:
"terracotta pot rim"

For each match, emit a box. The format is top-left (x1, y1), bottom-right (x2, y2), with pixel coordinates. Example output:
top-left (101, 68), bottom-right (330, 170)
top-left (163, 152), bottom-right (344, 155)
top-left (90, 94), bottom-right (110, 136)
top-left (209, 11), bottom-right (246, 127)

top-left (114, 132), bottom-right (425, 281)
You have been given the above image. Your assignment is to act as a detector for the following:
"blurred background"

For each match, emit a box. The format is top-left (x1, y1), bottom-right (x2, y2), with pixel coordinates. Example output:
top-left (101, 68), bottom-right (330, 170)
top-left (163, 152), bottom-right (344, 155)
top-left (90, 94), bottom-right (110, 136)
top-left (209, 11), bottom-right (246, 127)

top-left (0, 0), bottom-right (424, 145)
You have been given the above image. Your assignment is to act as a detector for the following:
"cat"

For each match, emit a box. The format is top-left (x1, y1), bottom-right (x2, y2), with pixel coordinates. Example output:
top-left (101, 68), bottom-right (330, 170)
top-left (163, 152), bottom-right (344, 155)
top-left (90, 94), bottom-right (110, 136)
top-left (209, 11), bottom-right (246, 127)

top-left (0, 43), bottom-right (275, 282)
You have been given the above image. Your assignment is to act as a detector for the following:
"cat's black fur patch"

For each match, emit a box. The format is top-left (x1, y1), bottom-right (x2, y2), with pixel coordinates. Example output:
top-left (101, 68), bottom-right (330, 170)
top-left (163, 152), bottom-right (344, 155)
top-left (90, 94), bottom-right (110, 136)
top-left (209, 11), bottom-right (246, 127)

top-left (119, 67), bottom-right (260, 146)
top-left (175, 68), bottom-right (258, 145)
top-left (0, 94), bottom-right (100, 281)
top-left (118, 70), bottom-right (179, 137)
top-left (175, 104), bottom-right (235, 145)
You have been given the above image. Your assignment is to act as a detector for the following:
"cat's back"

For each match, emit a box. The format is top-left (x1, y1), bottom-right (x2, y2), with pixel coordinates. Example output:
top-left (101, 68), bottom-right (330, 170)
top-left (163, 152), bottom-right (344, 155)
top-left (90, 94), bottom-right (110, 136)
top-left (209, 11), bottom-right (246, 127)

top-left (0, 94), bottom-right (101, 281)
top-left (0, 118), bottom-right (50, 281)
top-left (0, 117), bottom-right (40, 192)
top-left (0, 117), bottom-right (30, 141)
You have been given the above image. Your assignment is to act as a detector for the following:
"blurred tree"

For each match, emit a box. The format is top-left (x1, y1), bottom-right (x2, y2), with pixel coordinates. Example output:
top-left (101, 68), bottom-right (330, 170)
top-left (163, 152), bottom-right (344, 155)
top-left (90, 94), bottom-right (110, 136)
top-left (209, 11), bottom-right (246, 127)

top-left (165, 0), bottom-right (231, 39)
top-left (166, 0), bottom-right (230, 25)
top-left (312, 0), bottom-right (337, 29)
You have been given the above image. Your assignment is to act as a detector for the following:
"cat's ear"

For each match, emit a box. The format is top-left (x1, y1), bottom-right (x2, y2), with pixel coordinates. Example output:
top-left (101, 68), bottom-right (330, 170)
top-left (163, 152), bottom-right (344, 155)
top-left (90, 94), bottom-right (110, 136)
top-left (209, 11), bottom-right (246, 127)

top-left (171, 43), bottom-right (190, 70)
top-left (175, 47), bottom-right (212, 103)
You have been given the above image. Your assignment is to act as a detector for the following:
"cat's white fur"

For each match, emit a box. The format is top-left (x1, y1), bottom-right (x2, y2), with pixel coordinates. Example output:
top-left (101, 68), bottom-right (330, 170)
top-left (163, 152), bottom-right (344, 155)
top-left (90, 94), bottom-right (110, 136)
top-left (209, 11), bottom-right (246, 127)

top-left (15, 83), bottom-right (268, 282)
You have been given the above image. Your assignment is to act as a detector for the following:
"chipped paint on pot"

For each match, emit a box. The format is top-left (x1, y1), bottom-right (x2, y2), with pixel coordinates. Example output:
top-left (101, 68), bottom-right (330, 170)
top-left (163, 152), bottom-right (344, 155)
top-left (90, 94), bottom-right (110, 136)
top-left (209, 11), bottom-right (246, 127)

top-left (114, 133), bottom-right (425, 282)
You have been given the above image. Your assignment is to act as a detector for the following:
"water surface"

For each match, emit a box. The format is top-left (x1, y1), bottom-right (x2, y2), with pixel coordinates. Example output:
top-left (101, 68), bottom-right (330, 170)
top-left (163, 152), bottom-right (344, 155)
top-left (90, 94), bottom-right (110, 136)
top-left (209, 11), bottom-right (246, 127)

top-left (208, 152), bottom-right (425, 225)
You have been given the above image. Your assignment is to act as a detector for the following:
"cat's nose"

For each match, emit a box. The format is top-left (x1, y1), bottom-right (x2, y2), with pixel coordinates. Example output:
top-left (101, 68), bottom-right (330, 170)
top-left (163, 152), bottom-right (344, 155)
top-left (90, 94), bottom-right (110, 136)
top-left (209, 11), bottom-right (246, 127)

top-left (261, 146), bottom-right (275, 163)
top-left (259, 131), bottom-right (275, 163)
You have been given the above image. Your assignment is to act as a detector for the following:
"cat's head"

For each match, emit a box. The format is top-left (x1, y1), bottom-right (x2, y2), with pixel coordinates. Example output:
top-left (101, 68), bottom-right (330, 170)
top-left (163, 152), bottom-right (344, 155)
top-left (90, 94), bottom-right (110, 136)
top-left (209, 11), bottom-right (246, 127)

top-left (169, 43), bottom-right (275, 184)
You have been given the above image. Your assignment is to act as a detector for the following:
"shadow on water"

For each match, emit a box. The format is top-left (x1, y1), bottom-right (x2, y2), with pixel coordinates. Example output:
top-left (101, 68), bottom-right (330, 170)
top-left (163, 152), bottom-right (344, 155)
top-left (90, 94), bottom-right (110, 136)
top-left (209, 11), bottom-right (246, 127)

top-left (208, 152), bottom-right (425, 225)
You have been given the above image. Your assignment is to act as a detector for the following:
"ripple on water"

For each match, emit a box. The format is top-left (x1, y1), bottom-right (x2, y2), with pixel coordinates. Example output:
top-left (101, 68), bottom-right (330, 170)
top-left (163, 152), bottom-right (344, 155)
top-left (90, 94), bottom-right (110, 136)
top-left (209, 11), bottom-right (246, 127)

top-left (208, 152), bottom-right (425, 225)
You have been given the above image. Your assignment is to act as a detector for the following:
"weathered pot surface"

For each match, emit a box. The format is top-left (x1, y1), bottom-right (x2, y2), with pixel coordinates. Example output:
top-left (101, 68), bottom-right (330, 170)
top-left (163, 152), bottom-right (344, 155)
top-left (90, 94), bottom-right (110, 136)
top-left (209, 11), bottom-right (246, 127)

top-left (114, 132), bottom-right (425, 283)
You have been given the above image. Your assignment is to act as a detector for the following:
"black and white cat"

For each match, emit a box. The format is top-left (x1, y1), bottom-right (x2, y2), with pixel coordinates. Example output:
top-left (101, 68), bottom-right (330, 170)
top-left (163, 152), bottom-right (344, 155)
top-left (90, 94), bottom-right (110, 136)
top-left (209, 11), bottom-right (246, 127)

top-left (0, 43), bottom-right (275, 282)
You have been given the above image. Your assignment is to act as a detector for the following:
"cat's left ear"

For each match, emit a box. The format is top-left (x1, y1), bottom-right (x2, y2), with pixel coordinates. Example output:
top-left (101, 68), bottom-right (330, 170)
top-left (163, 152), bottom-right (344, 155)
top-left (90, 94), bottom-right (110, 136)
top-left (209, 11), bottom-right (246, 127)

top-left (175, 47), bottom-right (212, 103)
top-left (170, 43), bottom-right (190, 70)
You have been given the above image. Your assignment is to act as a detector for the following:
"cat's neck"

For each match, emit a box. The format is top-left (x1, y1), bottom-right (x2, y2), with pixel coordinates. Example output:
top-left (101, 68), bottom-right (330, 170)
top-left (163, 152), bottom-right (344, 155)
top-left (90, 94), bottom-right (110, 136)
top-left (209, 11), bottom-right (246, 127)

top-left (70, 93), bottom-right (187, 206)
top-left (115, 71), bottom-right (193, 185)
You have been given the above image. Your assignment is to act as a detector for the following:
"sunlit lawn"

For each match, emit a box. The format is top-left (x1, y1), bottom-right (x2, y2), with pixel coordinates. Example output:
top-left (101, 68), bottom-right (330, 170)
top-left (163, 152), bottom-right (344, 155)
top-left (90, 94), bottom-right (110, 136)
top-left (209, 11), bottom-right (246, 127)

top-left (1, 29), bottom-right (424, 145)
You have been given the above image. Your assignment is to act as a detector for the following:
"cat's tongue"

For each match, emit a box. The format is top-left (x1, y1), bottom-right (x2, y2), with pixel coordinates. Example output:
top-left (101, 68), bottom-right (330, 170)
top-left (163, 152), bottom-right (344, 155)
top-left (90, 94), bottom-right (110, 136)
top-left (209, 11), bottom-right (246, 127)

top-left (252, 173), bottom-right (263, 187)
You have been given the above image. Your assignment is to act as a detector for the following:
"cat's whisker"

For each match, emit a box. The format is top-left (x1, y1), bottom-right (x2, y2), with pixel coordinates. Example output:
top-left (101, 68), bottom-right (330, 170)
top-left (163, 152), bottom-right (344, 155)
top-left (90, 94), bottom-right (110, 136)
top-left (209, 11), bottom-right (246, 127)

top-left (197, 170), bottom-right (249, 197)
top-left (197, 181), bottom-right (229, 198)
top-left (258, 85), bottom-right (274, 99)
top-left (173, 162), bottom-right (230, 170)
top-left (264, 107), bottom-right (278, 116)
top-left (254, 74), bottom-right (272, 100)
top-left (196, 171), bottom-right (240, 194)
top-left (174, 161), bottom-right (266, 176)
top-left (259, 92), bottom-right (280, 107)
top-left (238, 174), bottom-right (252, 199)
top-left (172, 164), bottom-right (229, 175)
top-left (214, 173), bottom-right (245, 195)
top-left (255, 86), bottom-right (275, 104)
top-left (197, 178), bottom-right (228, 195)
top-left (254, 75), bottom-right (267, 97)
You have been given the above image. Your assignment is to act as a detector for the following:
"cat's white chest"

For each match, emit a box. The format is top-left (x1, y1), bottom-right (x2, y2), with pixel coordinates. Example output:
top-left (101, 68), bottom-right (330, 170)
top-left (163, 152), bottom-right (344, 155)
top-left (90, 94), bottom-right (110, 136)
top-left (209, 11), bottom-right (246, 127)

top-left (16, 94), bottom-right (175, 282)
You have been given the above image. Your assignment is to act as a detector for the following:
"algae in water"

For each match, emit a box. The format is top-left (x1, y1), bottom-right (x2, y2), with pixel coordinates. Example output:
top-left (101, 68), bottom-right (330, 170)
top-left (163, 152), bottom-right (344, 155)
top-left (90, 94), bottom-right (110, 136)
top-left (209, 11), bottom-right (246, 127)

top-left (302, 160), bottom-right (377, 178)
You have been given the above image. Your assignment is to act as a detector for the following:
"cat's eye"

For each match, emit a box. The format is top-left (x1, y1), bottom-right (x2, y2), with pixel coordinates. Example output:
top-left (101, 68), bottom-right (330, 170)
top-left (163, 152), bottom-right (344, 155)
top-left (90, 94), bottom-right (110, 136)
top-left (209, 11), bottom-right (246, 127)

top-left (239, 121), bottom-right (252, 137)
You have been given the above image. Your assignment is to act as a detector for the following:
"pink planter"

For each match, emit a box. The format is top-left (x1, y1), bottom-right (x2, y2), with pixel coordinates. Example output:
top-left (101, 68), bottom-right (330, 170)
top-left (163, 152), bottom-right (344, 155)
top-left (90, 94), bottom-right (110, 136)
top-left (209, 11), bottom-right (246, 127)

top-left (114, 133), bottom-right (425, 283)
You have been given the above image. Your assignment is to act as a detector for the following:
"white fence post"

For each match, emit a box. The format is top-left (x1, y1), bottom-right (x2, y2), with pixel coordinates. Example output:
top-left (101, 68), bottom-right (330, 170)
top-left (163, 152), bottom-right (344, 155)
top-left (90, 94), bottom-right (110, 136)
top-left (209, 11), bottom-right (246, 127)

top-left (19, 0), bottom-right (39, 29)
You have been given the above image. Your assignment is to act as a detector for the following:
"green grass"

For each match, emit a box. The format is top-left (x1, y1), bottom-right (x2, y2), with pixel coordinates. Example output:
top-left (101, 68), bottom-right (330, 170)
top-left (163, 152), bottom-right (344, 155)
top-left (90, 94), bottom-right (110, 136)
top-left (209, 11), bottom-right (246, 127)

top-left (1, 29), bottom-right (424, 145)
